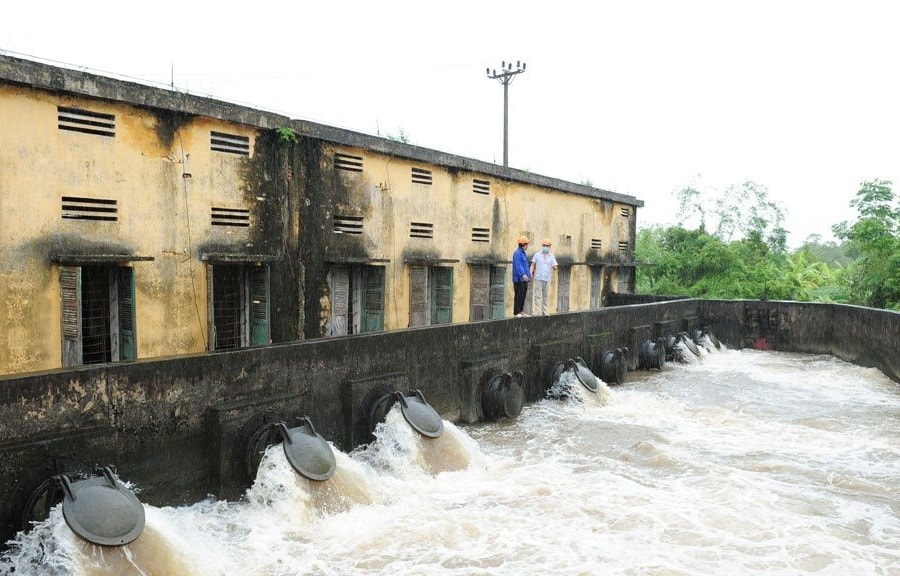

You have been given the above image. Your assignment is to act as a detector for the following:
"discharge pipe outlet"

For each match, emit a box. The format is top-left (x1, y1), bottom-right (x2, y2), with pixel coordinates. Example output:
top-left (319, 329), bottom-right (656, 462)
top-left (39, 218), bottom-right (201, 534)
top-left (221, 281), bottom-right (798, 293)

top-left (678, 331), bottom-right (702, 357)
top-left (571, 357), bottom-right (602, 393)
top-left (598, 347), bottom-right (628, 385)
top-left (272, 417), bottom-right (336, 481)
top-left (393, 390), bottom-right (444, 438)
top-left (56, 466), bottom-right (145, 547)
top-left (638, 338), bottom-right (667, 370)
top-left (482, 371), bottom-right (524, 420)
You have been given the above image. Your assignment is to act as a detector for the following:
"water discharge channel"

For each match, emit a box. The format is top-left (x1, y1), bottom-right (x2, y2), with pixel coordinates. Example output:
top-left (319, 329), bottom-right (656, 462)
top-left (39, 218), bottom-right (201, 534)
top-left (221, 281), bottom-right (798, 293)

top-left (2, 346), bottom-right (898, 575)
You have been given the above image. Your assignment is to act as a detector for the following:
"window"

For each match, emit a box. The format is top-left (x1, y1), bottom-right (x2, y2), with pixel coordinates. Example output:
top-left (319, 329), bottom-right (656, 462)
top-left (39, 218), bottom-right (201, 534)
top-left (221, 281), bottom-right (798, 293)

top-left (62, 196), bottom-right (118, 222)
top-left (410, 222), bottom-right (434, 239)
top-left (334, 215), bottom-right (364, 235)
top-left (556, 266), bottom-right (571, 313)
top-left (58, 106), bottom-right (115, 138)
top-left (469, 265), bottom-right (505, 321)
top-left (589, 267), bottom-right (602, 310)
top-left (206, 263), bottom-right (269, 351)
top-left (473, 179), bottom-right (491, 195)
top-left (471, 227), bottom-right (490, 243)
top-left (334, 152), bottom-right (364, 172)
top-left (591, 239), bottom-right (602, 251)
top-left (326, 264), bottom-right (385, 336)
top-left (210, 131), bottom-right (250, 156)
top-left (211, 207), bottom-right (250, 227)
top-left (409, 265), bottom-right (453, 327)
top-left (60, 265), bottom-right (136, 367)
top-left (411, 167), bottom-right (433, 185)
top-left (620, 207), bottom-right (630, 218)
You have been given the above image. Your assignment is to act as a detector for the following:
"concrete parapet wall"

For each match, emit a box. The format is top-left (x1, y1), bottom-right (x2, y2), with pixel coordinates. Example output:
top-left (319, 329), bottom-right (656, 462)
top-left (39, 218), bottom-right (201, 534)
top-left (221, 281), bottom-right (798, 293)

top-left (3, 299), bottom-right (899, 545)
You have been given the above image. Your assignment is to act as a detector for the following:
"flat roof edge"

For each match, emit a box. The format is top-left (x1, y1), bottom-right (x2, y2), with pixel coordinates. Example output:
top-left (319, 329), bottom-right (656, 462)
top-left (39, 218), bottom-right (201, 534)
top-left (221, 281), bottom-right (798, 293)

top-left (0, 54), bottom-right (644, 207)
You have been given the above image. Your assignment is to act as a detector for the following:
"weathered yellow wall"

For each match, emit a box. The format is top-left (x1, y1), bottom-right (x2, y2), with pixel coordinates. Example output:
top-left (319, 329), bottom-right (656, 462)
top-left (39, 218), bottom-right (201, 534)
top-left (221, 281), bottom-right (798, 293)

top-left (325, 146), bottom-right (636, 328)
top-left (0, 78), bottom-right (636, 376)
top-left (0, 85), bottom-right (258, 374)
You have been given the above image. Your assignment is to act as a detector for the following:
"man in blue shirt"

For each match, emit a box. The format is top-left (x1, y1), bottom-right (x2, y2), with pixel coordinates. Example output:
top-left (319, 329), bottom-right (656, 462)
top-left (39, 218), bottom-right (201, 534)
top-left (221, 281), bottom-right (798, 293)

top-left (512, 235), bottom-right (532, 317)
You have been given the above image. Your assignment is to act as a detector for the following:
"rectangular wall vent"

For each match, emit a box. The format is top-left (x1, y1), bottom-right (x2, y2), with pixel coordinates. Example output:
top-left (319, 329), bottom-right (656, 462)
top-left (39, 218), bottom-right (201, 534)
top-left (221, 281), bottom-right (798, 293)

top-left (211, 131), bottom-right (250, 156)
top-left (618, 241), bottom-right (629, 252)
top-left (211, 207), bottom-right (250, 227)
top-left (58, 106), bottom-right (116, 137)
top-left (620, 207), bottom-right (630, 217)
top-left (473, 179), bottom-right (491, 195)
top-left (335, 152), bottom-right (364, 172)
top-left (410, 221), bottom-right (434, 238)
top-left (471, 227), bottom-right (491, 243)
top-left (411, 167), bottom-right (433, 185)
top-left (591, 239), bottom-right (603, 250)
top-left (61, 196), bottom-right (118, 221)
top-left (334, 215), bottom-right (364, 235)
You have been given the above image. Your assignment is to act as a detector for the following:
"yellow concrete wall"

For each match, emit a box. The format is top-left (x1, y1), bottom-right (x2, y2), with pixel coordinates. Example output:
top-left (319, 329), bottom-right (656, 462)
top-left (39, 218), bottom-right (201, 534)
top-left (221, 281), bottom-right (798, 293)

top-left (0, 85), bottom-right (257, 374)
top-left (0, 80), bottom-right (636, 375)
top-left (326, 145), bottom-right (636, 328)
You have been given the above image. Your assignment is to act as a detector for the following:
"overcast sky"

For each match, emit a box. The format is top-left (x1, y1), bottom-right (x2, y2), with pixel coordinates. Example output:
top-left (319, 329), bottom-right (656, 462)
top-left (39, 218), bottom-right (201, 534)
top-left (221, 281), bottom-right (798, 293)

top-left (3, 0), bottom-right (898, 247)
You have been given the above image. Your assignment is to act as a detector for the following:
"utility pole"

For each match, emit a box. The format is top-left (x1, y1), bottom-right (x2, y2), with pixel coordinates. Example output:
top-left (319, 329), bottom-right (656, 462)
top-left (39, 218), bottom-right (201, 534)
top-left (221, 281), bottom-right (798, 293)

top-left (486, 60), bottom-right (526, 167)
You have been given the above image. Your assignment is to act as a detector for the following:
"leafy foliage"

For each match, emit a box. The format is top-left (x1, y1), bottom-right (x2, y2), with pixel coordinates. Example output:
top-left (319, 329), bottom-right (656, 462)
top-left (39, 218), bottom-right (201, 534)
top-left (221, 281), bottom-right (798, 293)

top-left (832, 179), bottom-right (900, 309)
top-left (635, 179), bottom-right (888, 305)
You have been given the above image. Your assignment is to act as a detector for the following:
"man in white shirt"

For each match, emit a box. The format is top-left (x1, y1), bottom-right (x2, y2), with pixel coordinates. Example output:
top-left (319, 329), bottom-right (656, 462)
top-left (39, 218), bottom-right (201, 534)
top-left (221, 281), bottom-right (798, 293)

top-left (530, 238), bottom-right (558, 316)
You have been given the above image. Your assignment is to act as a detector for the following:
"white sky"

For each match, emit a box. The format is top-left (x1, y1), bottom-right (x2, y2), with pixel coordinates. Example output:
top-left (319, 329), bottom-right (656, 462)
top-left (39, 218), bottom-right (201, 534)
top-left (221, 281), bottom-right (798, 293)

top-left (3, 0), bottom-right (898, 247)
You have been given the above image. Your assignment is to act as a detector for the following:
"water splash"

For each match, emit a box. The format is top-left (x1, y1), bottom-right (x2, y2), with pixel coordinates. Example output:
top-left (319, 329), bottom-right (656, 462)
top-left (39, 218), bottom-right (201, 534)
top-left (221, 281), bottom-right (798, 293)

top-left (547, 368), bottom-right (611, 406)
top-left (352, 406), bottom-right (484, 478)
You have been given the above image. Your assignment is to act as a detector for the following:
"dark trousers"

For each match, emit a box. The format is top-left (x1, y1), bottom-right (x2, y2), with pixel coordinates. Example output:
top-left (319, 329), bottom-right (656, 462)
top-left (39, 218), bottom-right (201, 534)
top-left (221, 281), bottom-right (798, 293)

top-left (513, 281), bottom-right (529, 315)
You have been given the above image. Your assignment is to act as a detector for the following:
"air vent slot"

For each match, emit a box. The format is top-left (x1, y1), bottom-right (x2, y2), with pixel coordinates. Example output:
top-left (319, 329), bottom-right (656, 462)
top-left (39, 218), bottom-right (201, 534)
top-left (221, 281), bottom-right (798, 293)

top-left (58, 106), bottom-right (115, 137)
top-left (210, 131), bottom-right (250, 156)
top-left (591, 239), bottom-right (602, 250)
top-left (61, 196), bottom-right (117, 221)
top-left (471, 227), bottom-right (490, 243)
top-left (620, 207), bottom-right (630, 217)
top-left (211, 207), bottom-right (250, 227)
top-left (335, 153), bottom-right (363, 172)
top-left (473, 179), bottom-right (491, 195)
top-left (618, 241), bottom-right (629, 252)
top-left (411, 167), bottom-right (433, 185)
top-left (410, 222), bottom-right (434, 238)
top-left (334, 215), bottom-right (364, 235)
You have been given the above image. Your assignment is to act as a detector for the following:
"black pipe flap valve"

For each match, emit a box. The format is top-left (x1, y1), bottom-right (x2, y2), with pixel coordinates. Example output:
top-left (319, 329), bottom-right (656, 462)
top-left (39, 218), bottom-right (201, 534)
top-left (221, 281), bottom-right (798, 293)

top-left (599, 348), bottom-right (628, 385)
top-left (571, 357), bottom-right (601, 393)
top-left (482, 371), bottom-right (525, 420)
top-left (273, 417), bottom-right (336, 482)
top-left (56, 466), bottom-right (145, 547)
top-left (395, 390), bottom-right (444, 438)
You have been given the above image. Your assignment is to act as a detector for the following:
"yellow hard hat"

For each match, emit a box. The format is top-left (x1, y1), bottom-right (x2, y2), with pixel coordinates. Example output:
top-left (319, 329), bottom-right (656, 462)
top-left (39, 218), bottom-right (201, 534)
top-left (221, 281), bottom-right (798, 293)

top-left (542, 238), bottom-right (552, 246)
top-left (517, 235), bottom-right (529, 245)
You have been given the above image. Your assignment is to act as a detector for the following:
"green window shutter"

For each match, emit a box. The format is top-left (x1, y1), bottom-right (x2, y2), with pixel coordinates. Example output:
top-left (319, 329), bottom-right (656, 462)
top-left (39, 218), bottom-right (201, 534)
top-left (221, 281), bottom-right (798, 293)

top-left (409, 265), bottom-right (428, 327)
top-left (249, 265), bottom-right (270, 346)
top-left (590, 267), bottom-right (602, 310)
top-left (431, 266), bottom-right (453, 325)
top-left (490, 266), bottom-right (506, 319)
top-left (60, 266), bottom-right (82, 367)
top-left (361, 266), bottom-right (385, 333)
top-left (117, 267), bottom-right (137, 360)
top-left (469, 265), bottom-right (489, 321)
top-left (557, 266), bottom-right (570, 313)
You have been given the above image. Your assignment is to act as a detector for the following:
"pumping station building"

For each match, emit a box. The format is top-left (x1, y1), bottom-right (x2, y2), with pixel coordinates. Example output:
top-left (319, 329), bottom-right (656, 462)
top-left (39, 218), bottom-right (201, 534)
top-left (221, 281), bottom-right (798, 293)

top-left (2, 55), bottom-right (898, 551)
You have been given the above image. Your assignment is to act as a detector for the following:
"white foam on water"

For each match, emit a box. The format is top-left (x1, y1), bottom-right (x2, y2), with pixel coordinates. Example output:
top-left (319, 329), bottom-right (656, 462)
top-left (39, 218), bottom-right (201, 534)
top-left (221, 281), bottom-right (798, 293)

top-left (3, 348), bottom-right (898, 575)
top-left (546, 368), bottom-right (611, 407)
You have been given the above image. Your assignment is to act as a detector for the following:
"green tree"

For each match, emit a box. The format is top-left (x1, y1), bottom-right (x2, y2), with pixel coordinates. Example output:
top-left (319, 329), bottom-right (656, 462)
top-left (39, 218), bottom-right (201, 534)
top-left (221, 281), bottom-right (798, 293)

top-left (833, 179), bottom-right (900, 309)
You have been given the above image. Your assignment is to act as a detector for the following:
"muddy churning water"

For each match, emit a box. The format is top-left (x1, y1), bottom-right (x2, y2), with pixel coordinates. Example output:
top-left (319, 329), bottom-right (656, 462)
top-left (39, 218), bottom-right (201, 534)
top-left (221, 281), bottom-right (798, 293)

top-left (3, 347), bottom-right (899, 575)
